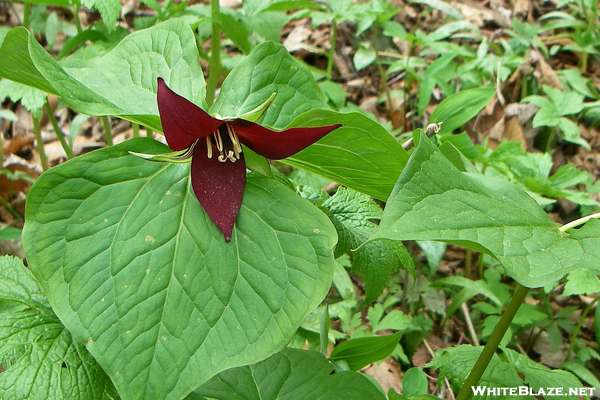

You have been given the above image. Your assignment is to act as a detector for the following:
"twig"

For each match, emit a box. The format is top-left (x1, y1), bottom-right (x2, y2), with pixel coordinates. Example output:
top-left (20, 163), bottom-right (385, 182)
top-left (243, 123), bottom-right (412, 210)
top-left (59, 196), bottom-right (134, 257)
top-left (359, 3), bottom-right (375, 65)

top-left (402, 122), bottom-right (443, 150)
top-left (423, 339), bottom-right (455, 400)
top-left (461, 302), bottom-right (480, 346)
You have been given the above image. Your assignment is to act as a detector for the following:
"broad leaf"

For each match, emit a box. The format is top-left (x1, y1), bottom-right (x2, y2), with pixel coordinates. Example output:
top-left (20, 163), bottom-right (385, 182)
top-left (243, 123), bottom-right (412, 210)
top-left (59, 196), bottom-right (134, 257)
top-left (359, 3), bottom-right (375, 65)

top-left (192, 348), bottom-right (386, 400)
top-left (372, 132), bottom-right (600, 288)
top-left (0, 19), bottom-right (205, 132)
top-left (80, 0), bottom-right (122, 32)
top-left (0, 256), bottom-right (118, 400)
top-left (285, 110), bottom-right (409, 201)
top-left (211, 41), bottom-right (327, 128)
top-left (353, 239), bottom-right (414, 303)
top-left (430, 87), bottom-right (495, 135)
top-left (22, 138), bottom-right (337, 400)
top-left (321, 187), bottom-right (382, 257)
top-left (328, 332), bottom-right (402, 371)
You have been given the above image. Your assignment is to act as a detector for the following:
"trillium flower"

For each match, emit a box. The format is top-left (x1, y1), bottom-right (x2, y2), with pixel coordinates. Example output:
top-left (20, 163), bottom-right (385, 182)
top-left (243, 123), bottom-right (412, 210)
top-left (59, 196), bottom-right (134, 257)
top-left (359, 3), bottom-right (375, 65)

top-left (156, 78), bottom-right (341, 241)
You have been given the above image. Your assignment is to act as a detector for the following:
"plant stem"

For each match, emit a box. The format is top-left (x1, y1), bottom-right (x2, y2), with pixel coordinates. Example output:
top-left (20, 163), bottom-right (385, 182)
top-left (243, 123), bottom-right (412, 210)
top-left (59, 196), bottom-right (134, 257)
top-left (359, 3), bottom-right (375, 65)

top-left (72, 5), bottom-right (83, 34)
top-left (455, 284), bottom-right (529, 400)
top-left (559, 212), bottom-right (600, 232)
top-left (326, 20), bottom-right (337, 80)
top-left (465, 248), bottom-right (472, 279)
top-left (45, 102), bottom-right (73, 159)
top-left (565, 295), bottom-right (600, 361)
top-left (32, 115), bottom-right (49, 171)
top-left (205, 0), bottom-right (221, 107)
top-left (101, 116), bottom-right (113, 146)
top-left (373, 23), bottom-right (393, 121)
top-left (22, 2), bottom-right (31, 29)
top-left (132, 124), bottom-right (140, 138)
top-left (146, 128), bottom-right (153, 138)
top-left (0, 196), bottom-right (23, 221)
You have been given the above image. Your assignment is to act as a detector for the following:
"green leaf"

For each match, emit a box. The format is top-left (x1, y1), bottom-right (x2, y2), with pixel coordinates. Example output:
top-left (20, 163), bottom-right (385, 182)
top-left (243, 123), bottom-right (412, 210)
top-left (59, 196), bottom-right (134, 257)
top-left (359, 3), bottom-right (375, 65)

top-left (80, 0), bottom-right (122, 32)
top-left (430, 87), bottom-right (495, 135)
top-left (0, 79), bottom-right (46, 115)
top-left (0, 19), bottom-right (205, 132)
top-left (504, 348), bottom-right (583, 399)
top-left (284, 110), bottom-right (409, 201)
top-left (563, 269), bottom-right (600, 296)
top-left (0, 256), bottom-right (118, 400)
top-left (329, 332), bottom-right (402, 371)
top-left (373, 133), bottom-right (600, 288)
top-left (0, 227), bottom-right (21, 240)
top-left (321, 187), bottom-right (382, 257)
top-left (211, 41), bottom-right (327, 128)
top-left (542, 85), bottom-right (584, 116)
top-left (432, 276), bottom-right (502, 306)
top-left (561, 361), bottom-right (600, 390)
top-left (22, 138), bottom-right (337, 400)
top-left (215, 11), bottom-right (252, 54)
top-left (192, 348), bottom-right (386, 400)
top-left (371, 310), bottom-right (412, 332)
top-left (353, 239), bottom-right (414, 303)
top-left (402, 367), bottom-right (428, 397)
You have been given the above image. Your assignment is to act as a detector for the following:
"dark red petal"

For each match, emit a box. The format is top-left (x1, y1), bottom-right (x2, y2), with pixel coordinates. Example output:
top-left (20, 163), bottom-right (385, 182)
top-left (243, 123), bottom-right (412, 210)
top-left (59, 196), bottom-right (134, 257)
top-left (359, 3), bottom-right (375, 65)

top-left (232, 120), bottom-right (342, 159)
top-left (157, 77), bottom-right (223, 151)
top-left (190, 142), bottom-right (246, 241)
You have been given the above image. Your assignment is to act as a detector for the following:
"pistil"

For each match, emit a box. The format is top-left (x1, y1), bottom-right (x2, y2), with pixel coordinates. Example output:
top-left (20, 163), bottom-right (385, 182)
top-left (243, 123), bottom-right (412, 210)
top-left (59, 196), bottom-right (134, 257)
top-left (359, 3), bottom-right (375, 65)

top-left (208, 125), bottom-right (243, 163)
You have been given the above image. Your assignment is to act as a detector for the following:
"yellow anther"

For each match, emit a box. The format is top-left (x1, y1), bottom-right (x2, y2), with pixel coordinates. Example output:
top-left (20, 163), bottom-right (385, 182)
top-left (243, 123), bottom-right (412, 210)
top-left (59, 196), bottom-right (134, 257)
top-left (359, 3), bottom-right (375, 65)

top-left (226, 124), bottom-right (243, 154)
top-left (213, 131), bottom-right (223, 152)
top-left (206, 137), bottom-right (212, 159)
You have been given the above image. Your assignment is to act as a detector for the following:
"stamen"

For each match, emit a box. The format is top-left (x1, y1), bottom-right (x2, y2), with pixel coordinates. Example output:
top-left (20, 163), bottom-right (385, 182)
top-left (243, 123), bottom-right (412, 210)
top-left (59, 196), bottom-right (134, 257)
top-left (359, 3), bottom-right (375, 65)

top-left (213, 130), bottom-right (223, 152)
top-left (226, 124), bottom-right (243, 154)
top-left (218, 154), bottom-right (227, 162)
top-left (206, 137), bottom-right (212, 159)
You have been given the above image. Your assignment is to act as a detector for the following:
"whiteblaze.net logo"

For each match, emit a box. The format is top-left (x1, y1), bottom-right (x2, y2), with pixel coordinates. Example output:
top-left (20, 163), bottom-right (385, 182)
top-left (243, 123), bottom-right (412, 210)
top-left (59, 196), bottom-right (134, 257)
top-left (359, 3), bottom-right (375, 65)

top-left (471, 386), bottom-right (595, 397)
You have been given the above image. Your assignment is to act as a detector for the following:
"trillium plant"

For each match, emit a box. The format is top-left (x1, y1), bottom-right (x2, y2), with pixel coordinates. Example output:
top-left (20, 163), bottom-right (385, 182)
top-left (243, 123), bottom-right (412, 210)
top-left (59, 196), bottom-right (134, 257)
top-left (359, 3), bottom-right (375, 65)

top-left (154, 78), bottom-right (341, 241)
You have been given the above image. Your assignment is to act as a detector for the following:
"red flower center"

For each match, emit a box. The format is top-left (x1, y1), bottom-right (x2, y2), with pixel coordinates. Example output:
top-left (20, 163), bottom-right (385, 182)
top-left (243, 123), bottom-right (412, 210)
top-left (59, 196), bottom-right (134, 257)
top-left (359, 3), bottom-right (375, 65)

top-left (206, 123), bottom-right (243, 163)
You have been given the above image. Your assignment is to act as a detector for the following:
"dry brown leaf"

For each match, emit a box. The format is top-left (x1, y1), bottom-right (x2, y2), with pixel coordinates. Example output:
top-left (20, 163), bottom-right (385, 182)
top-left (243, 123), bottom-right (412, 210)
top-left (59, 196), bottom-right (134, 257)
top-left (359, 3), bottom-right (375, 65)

top-left (362, 357), bottom-right (403, 394)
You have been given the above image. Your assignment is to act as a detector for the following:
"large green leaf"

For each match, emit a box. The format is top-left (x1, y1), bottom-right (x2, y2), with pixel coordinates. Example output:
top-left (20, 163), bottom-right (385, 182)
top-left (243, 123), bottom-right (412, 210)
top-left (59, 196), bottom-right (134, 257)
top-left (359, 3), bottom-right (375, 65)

top-left (0, 256), bottom-right (118, 400)
top-left (22, 139), bottom-right (337, 400)
top-left (191, 348), bottom-right (386, 400)
top-left (0, 19), bottom-right (205, 132)
top-left (210, 41), bottom-right (328, 128)
top-left (284, 110), bottom-right (409, 201)
top-left (372, 132), bottom-right (600, 288)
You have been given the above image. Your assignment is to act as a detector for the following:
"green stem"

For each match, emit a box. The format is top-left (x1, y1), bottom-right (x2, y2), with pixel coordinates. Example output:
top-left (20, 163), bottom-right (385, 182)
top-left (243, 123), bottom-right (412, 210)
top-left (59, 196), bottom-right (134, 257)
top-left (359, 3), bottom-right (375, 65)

top-left (22, 2), bottom-right (31, 29)
top-left (146, 128), bottom-right (153, 138)
top-left (373, 23), bottom-right (392, 120)
top-left (32, 115), bottom-right (49, 171)
top-left (326, 20), bottom-right (337, 80)
top-left (0, 196), bottom-right (23, 221)
top-left (455, 284), bottom-right (529, 400)
top-left (560, 212), bottom-right (600, 232)
top-left (205, 0), bottom-right (221, 107)
top-left (45, 102), bottom-right (73, 159)
top-left (465, 248), bottom-right (472, 279)
top-left (566, 295), bottom-right (600, 361)
top-left (101, 116), bottom-right (113, 146)
top-left (132, 124), bottom-right (140, 138)
top-left (72, 5), bottom-right (83, 34)
top-left (579, 51), bottom-right (588, 73)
